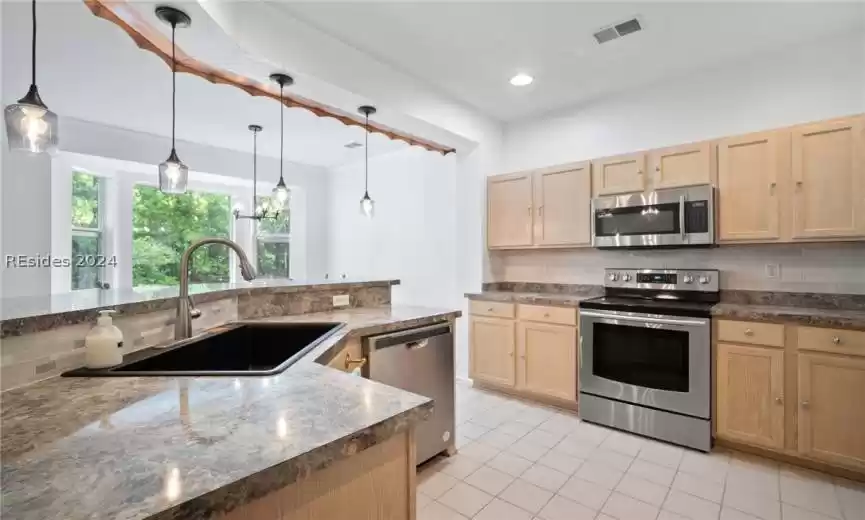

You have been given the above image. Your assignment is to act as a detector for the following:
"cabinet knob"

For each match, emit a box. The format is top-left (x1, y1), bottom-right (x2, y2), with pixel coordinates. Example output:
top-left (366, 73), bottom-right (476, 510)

top-left (508, 351), bottom-right (514, 357)
top-left (745, 329), bottom-right (754, 336)
top-left (775, 396), bottom-right (783, 404)
top-left (527, 206), bottom-right (532, 214)
top-left (832, 336), bottom-right (841, 345)
top-left (487, 307), bottom-right (494, 312)
top-left (637, 170), bottom-right (643, 175)
top-left (801, 400), bottom-right (810, 409)
top-left (655, 166), bottom-right (661, 172)
top-left (543, 313), bottom-right (550, 318)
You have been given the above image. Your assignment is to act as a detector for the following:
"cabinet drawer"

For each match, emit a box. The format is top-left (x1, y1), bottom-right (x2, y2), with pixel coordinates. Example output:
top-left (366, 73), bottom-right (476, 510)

top-left (717, 320), bottom-right (784, 347)
top-left (517, 304), bottom-right (577, 326)
top-left (797, 326), bottom-right (865, 357)
top-left (470, 300), bottom-right (516, 319)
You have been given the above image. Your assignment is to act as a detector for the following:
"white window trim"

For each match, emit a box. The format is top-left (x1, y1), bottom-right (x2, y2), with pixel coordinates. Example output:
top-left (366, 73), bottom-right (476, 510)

top-left (50, 151), bottom-right (308, 292)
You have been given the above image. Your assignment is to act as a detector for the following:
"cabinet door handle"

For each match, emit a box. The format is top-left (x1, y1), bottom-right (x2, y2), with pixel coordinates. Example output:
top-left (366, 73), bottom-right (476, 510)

top-left (801, 400), bottom-right (810, 409)
top-left (745, 328), bottom-right (754, 336)
top-left (832, 336), bottom-right (841, 345)
top-left (769, 182), bottom-right (776, 194)
top-left (527, 206), bottom-right (532, 215)
top-left (775, 396), bottom-right (783, 404)
top-left (344, 354), bottom-right (367, 370)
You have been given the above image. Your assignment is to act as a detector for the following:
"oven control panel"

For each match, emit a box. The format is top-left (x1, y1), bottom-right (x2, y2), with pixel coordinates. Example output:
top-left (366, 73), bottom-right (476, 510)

top-left (604, 268), bottom-right (719, 292)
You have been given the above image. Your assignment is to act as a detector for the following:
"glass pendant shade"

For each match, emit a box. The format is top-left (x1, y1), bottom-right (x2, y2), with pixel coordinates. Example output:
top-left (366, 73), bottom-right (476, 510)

top-left (360, 192), bottom-right (375, 218)
top-left (4, 95), bottom-right (58, 154)
top-left (158, 149), bottom-right (189, 194)
top-left (272, 180), bottom-right (290, 210)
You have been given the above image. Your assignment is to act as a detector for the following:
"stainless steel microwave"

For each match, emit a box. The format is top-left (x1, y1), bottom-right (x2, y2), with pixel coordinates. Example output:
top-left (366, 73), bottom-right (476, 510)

top-left (591, 184), bottom-right (714, 248)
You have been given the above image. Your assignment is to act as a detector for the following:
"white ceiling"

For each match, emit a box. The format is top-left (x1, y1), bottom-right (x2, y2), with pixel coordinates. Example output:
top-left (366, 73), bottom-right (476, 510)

top-left (0, 1), bottom-right (408, 167)
top-left (277, 1), bottom-right (865, 121)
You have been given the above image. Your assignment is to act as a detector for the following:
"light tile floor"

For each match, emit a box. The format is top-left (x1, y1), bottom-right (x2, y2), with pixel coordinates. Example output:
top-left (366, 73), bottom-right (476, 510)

top-left (417, 381), bottom-right (865, 520)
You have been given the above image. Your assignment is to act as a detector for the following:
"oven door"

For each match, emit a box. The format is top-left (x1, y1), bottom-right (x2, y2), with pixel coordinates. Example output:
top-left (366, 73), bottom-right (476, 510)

top-left (591, 186), bottom-right (713, 248)
top-left (579, 309), bottom-right (710, 419)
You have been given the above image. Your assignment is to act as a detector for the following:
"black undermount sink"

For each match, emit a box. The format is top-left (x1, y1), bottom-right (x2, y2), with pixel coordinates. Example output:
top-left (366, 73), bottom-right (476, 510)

top-left (63, 322), bottom-right (344, 377)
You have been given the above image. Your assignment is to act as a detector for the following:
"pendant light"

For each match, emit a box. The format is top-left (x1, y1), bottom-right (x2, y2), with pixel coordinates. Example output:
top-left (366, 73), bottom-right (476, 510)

top-left (270, 73), bottom-right (293, 210)
top-left (155, 6), bottom-right (191, 194)
top-left (4, 0), bottom-right (58, 154)
top-left (234, 125), bottom-right (278, 221)
top-left (358, 105), bottom-right (377, 218)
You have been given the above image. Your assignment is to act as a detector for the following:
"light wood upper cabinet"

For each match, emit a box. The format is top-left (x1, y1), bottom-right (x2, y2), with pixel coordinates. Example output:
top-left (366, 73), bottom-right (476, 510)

top-left (487, 173), bottom-right (534, 248)
top-left (717, 131), bottom-right (789, 242)
top-left (716, 343), bottom-right (785, 449)
top-left (798, 352), bottom-right (865, 470)
top-left (791, 116), bottom-right (865, 240)
top-left (533, 163), bottom-right (591, 246)
top-left (516, 321), bottom-right (577, 402)
top-left (469, 316), bottom-right (516, 387)
top-left (650, 141), bottom-right (715, 190)
top-left (592, 152), bottom-right (646, 196)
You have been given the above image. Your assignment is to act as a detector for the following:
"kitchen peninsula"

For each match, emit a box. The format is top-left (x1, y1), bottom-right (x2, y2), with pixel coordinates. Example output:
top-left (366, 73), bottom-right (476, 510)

top-left (1, 280), bottom-right (461, 520)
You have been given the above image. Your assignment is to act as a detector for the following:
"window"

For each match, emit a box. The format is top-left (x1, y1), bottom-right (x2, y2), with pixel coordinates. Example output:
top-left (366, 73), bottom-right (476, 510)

top-left (71, 172), bottom-right (104, 289)
top-left (132, 185), bottom-right (232, 288)
top-left (256, 195), bottom-right (291, 279)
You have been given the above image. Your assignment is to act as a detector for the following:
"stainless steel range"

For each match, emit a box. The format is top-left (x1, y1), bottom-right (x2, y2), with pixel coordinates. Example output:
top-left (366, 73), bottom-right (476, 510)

top-left (578, 268), bottom-right (719, 451)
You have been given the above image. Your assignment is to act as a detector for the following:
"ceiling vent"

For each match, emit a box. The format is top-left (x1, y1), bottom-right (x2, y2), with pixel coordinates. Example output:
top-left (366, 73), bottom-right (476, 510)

top-left (593, 17), bottom-right (642, 44)
top-left (344, 141), bottom-right (363, 149)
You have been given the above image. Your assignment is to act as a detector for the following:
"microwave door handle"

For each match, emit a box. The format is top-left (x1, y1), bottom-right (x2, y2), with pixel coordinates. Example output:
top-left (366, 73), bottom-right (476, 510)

top-left (679, 195), bottom-right (686, 241)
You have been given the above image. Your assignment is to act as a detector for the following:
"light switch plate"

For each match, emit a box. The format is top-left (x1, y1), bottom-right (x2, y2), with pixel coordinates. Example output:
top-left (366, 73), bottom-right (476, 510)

top-left (332, 294), bottom-right (350, 307)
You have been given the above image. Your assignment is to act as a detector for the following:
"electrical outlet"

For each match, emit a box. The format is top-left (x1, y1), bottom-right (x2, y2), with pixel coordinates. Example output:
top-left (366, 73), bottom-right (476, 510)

top-left (765, 263), bottom-right (780, 279)
top-left (332, 294), bottom-right (350, 307)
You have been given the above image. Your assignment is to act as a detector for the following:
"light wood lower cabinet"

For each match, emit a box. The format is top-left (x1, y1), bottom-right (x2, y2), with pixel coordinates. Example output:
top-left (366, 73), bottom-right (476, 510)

top-left (716, 342), bottom-right (785, 449)
top-left (469, 316), bottom-right (516, 387)
top-left (219, 430), bottom-right (415, 520)
top-left (517, 321), bottom-right (577, 401)
top-left (798, 352), bottom-right (865, 470)
top-left (715, 319), bottom-right (865, 477)
top-left (470, 303), bottom-right (578, 405)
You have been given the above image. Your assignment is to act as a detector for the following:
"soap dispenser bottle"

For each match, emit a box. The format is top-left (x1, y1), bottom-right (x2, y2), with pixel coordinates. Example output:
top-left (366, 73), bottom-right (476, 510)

top-left (85, 310), bottom-right (124, 368)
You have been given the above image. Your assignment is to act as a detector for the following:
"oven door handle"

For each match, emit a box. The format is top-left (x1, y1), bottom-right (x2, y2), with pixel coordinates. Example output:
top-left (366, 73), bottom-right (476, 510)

top-left (580, 309), bottom-right (707, 327)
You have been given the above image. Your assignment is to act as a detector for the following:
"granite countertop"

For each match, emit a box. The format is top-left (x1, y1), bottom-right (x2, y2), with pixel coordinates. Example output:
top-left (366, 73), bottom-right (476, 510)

top-left (465, 291), bottom-right (600, 308)
top-left (711, 303), bottom-right (865, 330)
top-left (0, 279), bottom-right (400, 337)
top-left (467, 289), bottom-right (865, 329)
top-left (1, 305), bottom-right (460, 520)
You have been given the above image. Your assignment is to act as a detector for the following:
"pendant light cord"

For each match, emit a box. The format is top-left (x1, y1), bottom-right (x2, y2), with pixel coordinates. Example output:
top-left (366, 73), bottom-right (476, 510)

top-left (279, 84), bottom-right (285, 183)
top-left (364, 112), bottom-right (369, 193)
top-left (171, 22), bottom-right (177, 151)
top-left (252, 129), bottom-right (258, 213)
top-left (30, 0), bottom-right (36, 87)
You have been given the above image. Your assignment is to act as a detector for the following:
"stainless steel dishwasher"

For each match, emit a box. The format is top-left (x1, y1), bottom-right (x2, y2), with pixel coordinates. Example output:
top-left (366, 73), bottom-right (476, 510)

top-left (363, 322), bottom-right (455, 464)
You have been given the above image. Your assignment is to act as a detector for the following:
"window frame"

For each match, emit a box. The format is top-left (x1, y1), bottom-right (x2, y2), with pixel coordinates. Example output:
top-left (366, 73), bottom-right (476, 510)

top-left (70, 171), bottom-right (107, 291)
top-left (255, 194), bottom-right (292, 280)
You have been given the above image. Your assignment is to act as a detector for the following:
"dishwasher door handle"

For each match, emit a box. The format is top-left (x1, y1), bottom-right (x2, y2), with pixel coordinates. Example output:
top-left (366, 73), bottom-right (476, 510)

top-left (407, 339), bottom-right (429, 350)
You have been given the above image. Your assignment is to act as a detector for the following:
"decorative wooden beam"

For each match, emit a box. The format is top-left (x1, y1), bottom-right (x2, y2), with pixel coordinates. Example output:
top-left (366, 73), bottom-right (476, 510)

top-left (82, 0), bottom-right (456, 155)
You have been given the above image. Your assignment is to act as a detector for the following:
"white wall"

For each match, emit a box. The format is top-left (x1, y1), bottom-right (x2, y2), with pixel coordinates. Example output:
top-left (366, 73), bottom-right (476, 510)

top-left (492, 31), bottom-right (865, 294)
top-left (328, 148), bottom-right (459, 309)
top-left (504, 31), bottom-right (865, 172)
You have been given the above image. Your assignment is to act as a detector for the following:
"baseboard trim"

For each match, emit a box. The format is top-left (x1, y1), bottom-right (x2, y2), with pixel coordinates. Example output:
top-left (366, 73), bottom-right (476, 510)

top-left (716, 438), bottom-right (865, 483)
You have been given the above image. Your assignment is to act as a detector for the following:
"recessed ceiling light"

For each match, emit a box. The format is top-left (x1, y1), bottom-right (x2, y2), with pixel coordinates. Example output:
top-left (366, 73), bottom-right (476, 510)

top-left (509, 73), bottom-right (534, 87)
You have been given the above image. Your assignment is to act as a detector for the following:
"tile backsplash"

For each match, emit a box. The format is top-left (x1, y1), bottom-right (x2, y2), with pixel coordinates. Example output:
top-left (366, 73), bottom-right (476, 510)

top-left (490, 242), bottom-right (865, 294)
